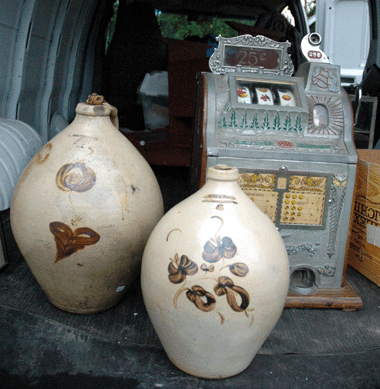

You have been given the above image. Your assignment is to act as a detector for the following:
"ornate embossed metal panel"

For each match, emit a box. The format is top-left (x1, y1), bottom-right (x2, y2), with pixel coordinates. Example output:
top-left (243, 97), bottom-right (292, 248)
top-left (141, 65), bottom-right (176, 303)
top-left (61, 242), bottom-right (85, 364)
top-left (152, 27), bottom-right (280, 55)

top-left (191, 34), bottom-right (357, 294)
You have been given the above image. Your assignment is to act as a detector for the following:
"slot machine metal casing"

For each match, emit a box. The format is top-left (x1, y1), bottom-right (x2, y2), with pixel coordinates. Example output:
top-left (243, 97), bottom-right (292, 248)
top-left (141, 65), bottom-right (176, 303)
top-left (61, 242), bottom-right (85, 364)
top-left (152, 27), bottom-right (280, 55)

top-left (191, 35), bottom-right (358, 297)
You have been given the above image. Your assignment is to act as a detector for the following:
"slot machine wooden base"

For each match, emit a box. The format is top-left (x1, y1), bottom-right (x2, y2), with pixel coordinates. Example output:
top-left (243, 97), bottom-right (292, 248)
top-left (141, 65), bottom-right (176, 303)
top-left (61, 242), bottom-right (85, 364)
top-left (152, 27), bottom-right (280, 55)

top-left (285, 281), bottom-right (363, 310)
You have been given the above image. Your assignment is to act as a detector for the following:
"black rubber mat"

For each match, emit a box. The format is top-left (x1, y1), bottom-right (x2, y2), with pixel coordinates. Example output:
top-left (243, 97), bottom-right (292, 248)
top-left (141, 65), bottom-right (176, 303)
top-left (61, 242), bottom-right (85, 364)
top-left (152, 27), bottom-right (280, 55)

top-left (1, 209), bottom-right (380, 355)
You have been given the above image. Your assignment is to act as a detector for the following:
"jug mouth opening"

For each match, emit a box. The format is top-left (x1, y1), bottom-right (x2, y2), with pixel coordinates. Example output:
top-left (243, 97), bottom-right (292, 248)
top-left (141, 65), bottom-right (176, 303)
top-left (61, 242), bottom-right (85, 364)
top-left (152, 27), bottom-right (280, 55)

top-left (207, 164), bottom-right (239, 181)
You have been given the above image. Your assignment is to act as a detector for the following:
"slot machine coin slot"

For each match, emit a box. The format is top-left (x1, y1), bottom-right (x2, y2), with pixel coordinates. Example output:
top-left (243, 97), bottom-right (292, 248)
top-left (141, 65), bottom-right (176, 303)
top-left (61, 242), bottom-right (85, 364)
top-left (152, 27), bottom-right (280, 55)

top-left (290, 267), bottom-right (318, 294)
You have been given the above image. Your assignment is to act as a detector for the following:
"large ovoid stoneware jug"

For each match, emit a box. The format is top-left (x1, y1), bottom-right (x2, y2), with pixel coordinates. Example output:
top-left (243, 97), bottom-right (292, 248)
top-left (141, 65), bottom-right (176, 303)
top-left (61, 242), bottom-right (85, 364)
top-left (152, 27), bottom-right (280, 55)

top-left (141, 165), bottom-right (289, 378)
top-left (11, 94), bottom-right (164, 314)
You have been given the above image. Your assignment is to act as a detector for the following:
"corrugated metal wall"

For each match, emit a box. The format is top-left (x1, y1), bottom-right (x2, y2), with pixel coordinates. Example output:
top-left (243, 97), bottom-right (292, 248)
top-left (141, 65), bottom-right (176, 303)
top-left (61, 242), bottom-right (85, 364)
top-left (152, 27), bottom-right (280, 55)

top-left (0, 0), bottom-right (105, 142)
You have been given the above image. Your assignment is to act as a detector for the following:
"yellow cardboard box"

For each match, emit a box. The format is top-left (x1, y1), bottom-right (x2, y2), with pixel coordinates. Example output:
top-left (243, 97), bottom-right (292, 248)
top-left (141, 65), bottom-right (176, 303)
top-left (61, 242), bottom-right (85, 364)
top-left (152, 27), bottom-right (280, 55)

top-left (348, 149), bottom-right (380, 287)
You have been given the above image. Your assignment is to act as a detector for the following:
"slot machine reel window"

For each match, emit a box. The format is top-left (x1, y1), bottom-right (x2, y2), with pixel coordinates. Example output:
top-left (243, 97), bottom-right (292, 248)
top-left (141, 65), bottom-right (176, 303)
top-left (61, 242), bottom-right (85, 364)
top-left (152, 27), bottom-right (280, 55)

top-left (233, 79), bottom-right (301, 108)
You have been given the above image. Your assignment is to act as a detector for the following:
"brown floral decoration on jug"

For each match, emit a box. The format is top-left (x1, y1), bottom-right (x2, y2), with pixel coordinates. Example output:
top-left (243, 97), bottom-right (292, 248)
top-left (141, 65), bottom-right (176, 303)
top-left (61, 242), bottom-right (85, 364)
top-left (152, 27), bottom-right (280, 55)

top-left (166, 216), bottom-right (254, 326)
top-left (168, 253), bottom-right (198, 284)
top-left (214, 276), bottom-right (250, 312)
top-left (49, 221), bottom-right (100, 263)
top-left (200, 263), bottom-right (215, 274)
top-left (202, 236), bottom-right (237, 263)
top-left (186, 285), bottom-right (217, 312)
top-left (56, 162), bottom-right (96, 192)
top-left (226, 263), bottom-right (249, 277)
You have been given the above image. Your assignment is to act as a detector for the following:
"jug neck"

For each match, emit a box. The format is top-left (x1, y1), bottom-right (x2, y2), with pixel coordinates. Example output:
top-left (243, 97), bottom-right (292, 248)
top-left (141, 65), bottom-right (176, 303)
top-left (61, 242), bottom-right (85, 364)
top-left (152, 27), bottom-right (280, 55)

top-left (203, 165), bottom-right (242, 195)
top-left (75, 94), bottom-right (119, 130)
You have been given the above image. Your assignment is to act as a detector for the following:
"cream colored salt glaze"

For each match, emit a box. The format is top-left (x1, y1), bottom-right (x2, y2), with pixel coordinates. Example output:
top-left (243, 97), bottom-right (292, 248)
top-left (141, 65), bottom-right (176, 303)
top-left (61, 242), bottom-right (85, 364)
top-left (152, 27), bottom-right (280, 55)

top-left (141, 165), bottom-right (289, 378)
top-left (11, 95), bottom-right (164, 313)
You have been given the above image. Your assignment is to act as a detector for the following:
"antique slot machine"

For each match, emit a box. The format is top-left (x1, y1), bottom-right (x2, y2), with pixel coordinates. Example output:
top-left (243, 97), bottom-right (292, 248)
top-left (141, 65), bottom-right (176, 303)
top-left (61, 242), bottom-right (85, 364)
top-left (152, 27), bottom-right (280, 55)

top-left (191, 33), bottom-right (362, 308)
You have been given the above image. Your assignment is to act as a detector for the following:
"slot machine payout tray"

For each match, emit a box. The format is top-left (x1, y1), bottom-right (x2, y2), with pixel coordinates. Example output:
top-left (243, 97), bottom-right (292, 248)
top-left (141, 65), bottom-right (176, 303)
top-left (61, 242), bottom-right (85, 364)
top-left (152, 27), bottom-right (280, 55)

top-left (191, 33), bottom-right (362, 309)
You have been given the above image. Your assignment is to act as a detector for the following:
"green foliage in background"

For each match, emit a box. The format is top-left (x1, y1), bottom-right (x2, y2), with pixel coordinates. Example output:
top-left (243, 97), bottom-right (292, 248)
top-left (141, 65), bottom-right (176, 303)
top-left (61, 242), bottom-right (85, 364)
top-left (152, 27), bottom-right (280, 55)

top-left (105, 0), bottom-right (317, 47)
top-left (156, 11), bottom-right (257, 40)
top-left (305, 0), bottom-right (316, 17)
top-left (105, 0), bottom-right (119, 51)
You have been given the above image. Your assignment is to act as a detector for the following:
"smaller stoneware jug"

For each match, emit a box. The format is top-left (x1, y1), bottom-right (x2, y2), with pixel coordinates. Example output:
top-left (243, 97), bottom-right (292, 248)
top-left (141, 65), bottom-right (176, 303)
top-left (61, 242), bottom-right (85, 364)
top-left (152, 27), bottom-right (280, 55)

top-left (11, 94), bottom-right (164, 314)
top-left (141, 165), bottom-right (289, 378)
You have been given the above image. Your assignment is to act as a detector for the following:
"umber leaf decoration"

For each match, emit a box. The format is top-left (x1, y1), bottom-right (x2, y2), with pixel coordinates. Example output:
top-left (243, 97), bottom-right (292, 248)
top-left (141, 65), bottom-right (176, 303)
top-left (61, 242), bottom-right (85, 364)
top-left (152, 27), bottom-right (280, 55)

top-left (229, 263), bottom-right (249, 277)
top-left (49, 221), bottom-right (100, 263)
top-left (56, 162), bottom-right (96, 192)
top-left (186, 285), bottom-right (217, 312)
top-left (202, 236), bottom-right (237, 263)
top-left (168, 254), bottom-right (198, 284)
top-left (200, 263), bottom-right (215, 273)
top-left (214, 276), bottom-right (250, 312)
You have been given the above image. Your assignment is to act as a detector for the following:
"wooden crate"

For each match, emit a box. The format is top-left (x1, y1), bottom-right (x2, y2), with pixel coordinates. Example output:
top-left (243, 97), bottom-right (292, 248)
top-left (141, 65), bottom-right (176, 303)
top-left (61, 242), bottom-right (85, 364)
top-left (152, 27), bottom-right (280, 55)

top-left (348, 149), bottom-right (380, 287)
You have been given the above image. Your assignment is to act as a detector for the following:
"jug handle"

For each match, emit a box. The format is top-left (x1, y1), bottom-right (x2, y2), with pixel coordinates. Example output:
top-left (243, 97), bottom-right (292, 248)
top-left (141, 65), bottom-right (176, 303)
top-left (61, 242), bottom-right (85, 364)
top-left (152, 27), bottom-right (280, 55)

top-left (107, 103), bottom-right (119, 130)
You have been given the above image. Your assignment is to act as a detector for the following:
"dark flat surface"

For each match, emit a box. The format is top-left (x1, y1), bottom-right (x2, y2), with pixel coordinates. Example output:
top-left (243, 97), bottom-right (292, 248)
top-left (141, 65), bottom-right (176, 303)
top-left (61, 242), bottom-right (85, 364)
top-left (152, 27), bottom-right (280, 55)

top-left (1, 166), bottom-right (380, 388)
